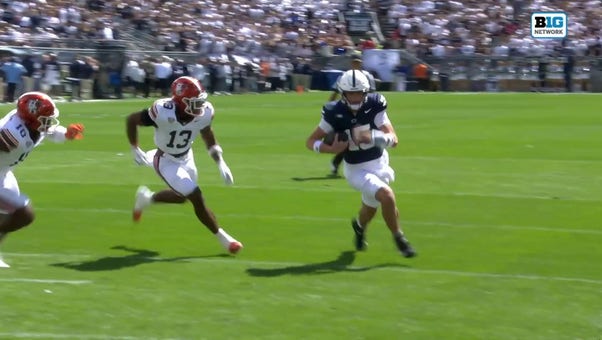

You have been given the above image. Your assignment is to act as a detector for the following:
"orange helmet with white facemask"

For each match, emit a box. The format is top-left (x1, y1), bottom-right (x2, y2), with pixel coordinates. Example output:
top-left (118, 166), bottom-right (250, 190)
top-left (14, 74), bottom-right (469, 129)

top-left (171, 76), bottom-right (208, 116)
top-left (16, 92), bottom-right (60, 132)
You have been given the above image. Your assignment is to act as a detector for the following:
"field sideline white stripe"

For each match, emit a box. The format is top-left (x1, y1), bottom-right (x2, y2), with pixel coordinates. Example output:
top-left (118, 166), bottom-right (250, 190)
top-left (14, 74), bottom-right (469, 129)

top-left (34, 207), bottom-right (602, 235)
top-left (0, 333), bottom-right (178, 340)
top-left (3, 253), bottom-right (601, 286)
top-left (0, 278), bottom-right (91, 284)
top-left (199, 257), bottom-right (602, 286)
top-left (20, 179), bottom-right (601, 201)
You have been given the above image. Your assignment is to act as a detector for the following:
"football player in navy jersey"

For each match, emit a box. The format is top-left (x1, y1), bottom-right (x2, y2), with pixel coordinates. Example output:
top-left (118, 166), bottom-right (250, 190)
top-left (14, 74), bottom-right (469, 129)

top-left (306, 70), bottom-right (416, 257)
top-left (327, 54), bottom-right (376, 176)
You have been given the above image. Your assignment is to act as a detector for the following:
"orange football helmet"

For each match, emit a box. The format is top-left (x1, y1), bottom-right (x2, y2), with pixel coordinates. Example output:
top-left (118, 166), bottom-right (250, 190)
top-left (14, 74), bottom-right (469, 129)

top-left (171, 76), bottom-right (208, 116)
top-left (16, 92), bottom-right (59, 132)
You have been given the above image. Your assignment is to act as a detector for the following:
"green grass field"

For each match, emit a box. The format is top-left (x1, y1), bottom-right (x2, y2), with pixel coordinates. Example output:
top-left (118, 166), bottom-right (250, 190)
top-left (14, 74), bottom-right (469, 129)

top-left (0, 92), bottom-right (600, 340)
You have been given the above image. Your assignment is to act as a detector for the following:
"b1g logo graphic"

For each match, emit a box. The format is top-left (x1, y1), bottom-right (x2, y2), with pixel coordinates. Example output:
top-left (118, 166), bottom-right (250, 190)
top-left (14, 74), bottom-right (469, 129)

top-left (531, 12), bottom-right (567, 39)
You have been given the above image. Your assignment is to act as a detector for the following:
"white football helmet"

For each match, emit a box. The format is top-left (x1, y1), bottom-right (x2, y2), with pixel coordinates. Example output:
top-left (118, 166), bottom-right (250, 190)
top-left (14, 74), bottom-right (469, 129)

top-left (337, 70), bottom-right (370, 111)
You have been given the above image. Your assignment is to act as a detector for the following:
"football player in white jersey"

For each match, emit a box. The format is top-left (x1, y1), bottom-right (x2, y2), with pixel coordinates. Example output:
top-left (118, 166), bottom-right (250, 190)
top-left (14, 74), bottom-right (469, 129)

top-left (0, 92), bottom-right (85, 268)
top-left (126, 76), bottom-right (242, 254)
top-left (306, 70), bottom-right (416, 258)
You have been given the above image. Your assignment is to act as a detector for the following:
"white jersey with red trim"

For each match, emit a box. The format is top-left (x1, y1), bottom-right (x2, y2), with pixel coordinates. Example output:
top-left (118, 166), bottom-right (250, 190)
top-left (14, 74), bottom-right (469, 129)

top-left (148, 98), bottom-right (214, 156)
top-left (0, 110), bottom-right (41, 170)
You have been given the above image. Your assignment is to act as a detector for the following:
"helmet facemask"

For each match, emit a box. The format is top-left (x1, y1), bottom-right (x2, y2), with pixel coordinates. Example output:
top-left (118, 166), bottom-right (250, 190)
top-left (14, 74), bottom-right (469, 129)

top-left (38, 114), bottom-right (60, 133)
top-left (342, 91), bottom-right (368, 111)
top-left (337, 70), bottom-right (370, 112)
top-left (182, 92), bottom-right (208, 116)
top-left (172, 76), bottom-right (208, 116)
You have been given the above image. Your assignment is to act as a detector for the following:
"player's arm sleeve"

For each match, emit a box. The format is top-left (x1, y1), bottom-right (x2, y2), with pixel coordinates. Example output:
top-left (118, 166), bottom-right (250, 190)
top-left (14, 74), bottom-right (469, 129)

top-left (126, 107), bottom-right (156, 147)
top-left (374, 111), bottom-right (391, 128)
top-left (318, 106), bottom-right (334, 134)
top-left (203, 102), bottom-right (216, 121)
top-left (140, 106), bottom-right (158, 127)
top-left (44, 125), bottom-right (68, 143)
top-left (0, 128), bottom-right (17, 151)
top-left (373, 94), bottom-right (390, 128)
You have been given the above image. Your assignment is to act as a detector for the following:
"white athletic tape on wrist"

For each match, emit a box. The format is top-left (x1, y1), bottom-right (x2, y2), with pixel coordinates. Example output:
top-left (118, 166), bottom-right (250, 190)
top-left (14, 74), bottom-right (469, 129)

top-left (313, 140), bottom-right (323, 153)
top-left (208, 144), bottom-right (224, 157)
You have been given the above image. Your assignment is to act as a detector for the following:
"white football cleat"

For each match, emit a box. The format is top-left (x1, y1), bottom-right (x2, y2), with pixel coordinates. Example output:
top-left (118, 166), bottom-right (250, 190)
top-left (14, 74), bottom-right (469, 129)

top-left (132, 186), bottom-right (153, 222)
top-left (228, 241), bottom-right (243, 255)
top-left (0, 256), bottom-right (10, 268)
top-left (216, 228), bottom-right (243, 254)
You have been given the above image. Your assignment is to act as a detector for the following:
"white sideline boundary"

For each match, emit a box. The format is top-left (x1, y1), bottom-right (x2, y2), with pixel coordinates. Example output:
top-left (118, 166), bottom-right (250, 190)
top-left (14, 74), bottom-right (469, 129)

top-left (4, 252), bottom-right (602, 286)
top-left (0, 278), bottom-right (91, 284)
top-left (18, 179), bottom-right (602, 202)
top-left (31, 207), bottom-right (602, 236)
top-left (0, 333), bottom-right (178, 340)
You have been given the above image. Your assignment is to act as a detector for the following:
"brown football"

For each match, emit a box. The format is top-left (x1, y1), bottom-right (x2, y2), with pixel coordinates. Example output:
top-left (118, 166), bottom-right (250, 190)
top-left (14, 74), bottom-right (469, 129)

top-left (323, 131), bottom-right (348, 145)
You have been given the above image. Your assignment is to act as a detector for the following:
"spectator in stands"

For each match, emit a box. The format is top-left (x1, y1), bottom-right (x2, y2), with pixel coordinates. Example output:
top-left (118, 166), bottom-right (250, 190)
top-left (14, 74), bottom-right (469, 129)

top-left (189, 58), bottom-right (207, 89)
top-left (537, 56), bottom-right (549, 89)
top-left (413, 62), bottom-right (430, 91)
top-left (154, 56), bottom-right (172, 97)
top-left (20, 54), bottom-right (35, 92)
top-left (41, 53), bottom-right (62, 98)
top-left (170, 58), bottom-right (189, 85)
top-left (140, 56), bottom-right (155, 98)
top-left (83, 56), bottom-right (99, 100)
top-left (1, 57), bottom-right (27, 103)
top-left (69, 55), bottom-right (86, 101)
top-left (562, 43), bottom-right (576, 93)
top-left (123, 57), bottom-right (145, 98)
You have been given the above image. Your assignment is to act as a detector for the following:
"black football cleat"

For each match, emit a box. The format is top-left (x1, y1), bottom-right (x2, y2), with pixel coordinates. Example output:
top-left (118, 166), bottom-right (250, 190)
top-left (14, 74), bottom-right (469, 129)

top-left (394, 235), bottom-right (416, 258)
top-left (351, 219), bottom-right (367, 251)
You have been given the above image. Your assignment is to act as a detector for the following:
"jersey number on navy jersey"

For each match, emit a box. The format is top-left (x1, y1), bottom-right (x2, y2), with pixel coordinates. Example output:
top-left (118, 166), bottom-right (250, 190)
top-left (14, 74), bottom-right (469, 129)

top-left (344, 124), bottom-right (376, 151)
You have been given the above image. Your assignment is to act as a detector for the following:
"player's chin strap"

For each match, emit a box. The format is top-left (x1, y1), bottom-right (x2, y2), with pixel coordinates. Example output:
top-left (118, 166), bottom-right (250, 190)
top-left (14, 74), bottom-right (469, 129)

top-left (372, 130), bottom-right (395, 148)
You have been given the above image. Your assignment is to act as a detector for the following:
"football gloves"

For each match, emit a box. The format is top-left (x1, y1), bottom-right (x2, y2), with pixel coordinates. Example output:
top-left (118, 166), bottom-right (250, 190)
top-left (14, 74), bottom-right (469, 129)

top-left (131, 146), bottom-right (153, 166)
top-left (372, 130), bottom-right (396, 148)
top-left (218, 160), bottom-right (234, 186)
top-left (65, 123), bottom-right (84, 140)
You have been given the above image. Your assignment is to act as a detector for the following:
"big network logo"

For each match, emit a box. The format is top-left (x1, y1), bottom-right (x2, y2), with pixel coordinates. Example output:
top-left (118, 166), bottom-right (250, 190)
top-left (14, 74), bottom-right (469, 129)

top-left (531, 12), bottom-right (567, 39)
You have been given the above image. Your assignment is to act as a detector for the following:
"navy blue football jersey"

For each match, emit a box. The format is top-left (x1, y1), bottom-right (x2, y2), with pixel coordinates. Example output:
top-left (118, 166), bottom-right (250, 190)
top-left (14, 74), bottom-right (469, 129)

top-left (320, 93), bottom-right (389, 164)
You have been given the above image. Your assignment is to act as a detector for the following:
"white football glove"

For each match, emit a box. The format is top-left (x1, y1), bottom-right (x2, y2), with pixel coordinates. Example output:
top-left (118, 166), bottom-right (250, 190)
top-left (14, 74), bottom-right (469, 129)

top-left (131, 146), bottom-right (153, 166)
top-left (372, 130), bottom-right (395, 148)
top-left (218, 161), bottom-right (234, 186)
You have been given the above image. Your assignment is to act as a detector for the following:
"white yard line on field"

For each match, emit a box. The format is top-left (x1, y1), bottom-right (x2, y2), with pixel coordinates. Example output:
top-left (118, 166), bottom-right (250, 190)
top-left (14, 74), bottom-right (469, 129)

top-left (3, 252), bottom-right (602, 286)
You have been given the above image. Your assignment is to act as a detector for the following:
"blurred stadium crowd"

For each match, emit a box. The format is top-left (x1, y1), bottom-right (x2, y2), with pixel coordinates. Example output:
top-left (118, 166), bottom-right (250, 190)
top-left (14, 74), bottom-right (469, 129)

top-left (0, 0), bottom-right (600, 99)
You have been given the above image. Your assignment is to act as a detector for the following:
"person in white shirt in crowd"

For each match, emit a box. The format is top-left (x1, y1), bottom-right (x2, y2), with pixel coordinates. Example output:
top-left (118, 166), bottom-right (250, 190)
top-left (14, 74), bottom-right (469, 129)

top-left (154, 56), bottom-right (173, 97)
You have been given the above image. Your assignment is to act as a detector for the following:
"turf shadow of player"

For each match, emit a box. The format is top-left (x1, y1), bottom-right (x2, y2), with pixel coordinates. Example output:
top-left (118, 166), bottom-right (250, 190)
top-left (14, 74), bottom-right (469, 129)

top-left (246, 250), bottom-right (407, 277)
top-left (50, 245), bottom-right (210, 271)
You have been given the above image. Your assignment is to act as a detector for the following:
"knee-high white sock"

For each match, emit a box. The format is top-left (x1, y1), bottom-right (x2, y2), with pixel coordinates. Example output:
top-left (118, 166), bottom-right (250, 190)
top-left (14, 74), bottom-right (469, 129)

top-left (216, 228), bottom-right (237, 247)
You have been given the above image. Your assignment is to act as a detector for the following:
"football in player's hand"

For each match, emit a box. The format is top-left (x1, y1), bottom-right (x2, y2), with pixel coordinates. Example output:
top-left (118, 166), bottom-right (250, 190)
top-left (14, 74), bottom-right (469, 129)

top-left (323, 132), bottom-right (348, 145)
